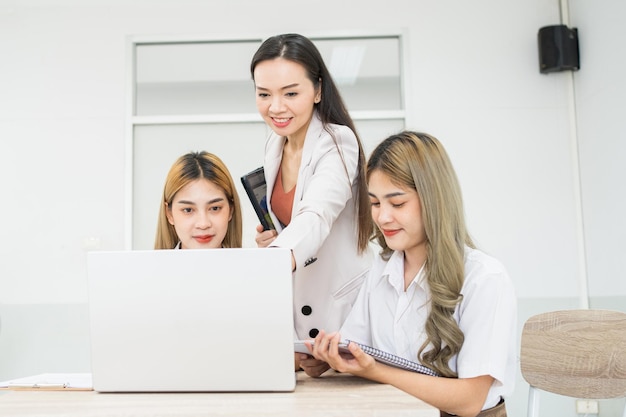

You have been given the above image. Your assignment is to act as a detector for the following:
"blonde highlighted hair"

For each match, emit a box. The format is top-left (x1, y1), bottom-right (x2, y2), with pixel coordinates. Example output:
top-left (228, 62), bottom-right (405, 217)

top-left (366, 131), bottom-right (475, 377)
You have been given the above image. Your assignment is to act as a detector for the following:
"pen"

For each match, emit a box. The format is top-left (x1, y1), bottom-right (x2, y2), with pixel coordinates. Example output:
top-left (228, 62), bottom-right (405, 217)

top-left (8, 382), bottom-right (68, 390)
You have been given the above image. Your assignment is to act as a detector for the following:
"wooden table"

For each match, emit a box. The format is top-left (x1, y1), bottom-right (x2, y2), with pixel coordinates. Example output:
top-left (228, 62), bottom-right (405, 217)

top-left (0, 371), bottom-right (438, 416)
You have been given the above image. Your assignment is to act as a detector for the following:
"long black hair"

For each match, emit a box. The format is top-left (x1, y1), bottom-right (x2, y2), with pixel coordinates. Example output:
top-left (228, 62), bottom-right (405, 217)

top-left (251, 34), bottom-right (372, 252)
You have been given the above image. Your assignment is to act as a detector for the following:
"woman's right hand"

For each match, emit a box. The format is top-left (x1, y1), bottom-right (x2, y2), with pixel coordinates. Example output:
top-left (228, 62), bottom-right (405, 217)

top-left (299, 353), bottom-right (331, 378)
top-left (255, 224), bottom-right (277, 248)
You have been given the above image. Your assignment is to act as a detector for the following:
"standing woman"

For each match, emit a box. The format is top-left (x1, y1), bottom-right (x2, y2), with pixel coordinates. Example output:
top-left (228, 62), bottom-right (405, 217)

top-left (306, 132), bottom-right (517, 417)
top-left (155, 151), bottom-right (242, 250)
top-left (250, 34), bottom-right (374, 355)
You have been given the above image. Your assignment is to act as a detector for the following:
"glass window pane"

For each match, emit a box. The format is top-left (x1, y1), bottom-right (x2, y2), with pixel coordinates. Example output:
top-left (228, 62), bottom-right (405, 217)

top-left (134, 36), bottom-right (402, 116)
top-left (312, 37), bottom-right (402, 111)
top-left (354, 119), bottom-right (406, 157)
top-left (135, 41), bottom-right (261, 116)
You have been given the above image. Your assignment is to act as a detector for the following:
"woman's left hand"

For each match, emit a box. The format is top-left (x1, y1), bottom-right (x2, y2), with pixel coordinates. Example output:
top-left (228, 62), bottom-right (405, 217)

top-left (255, 224), bottom-right (277, 247)
top-left (310, 330), bottom-right (376, 376)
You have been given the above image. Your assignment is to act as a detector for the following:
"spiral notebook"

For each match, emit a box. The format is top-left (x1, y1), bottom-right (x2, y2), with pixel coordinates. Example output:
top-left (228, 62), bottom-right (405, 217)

top-left (294, 340), bottom-right (440, 377)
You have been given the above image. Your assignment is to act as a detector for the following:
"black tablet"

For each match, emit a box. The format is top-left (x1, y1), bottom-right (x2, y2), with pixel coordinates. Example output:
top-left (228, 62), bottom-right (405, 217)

top-left (241, 167), bottom-right (276, 231)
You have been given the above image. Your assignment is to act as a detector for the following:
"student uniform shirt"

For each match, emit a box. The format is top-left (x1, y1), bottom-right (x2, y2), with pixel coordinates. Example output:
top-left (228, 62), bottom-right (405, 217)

top-left (340, 247), bottom-right (517, 411)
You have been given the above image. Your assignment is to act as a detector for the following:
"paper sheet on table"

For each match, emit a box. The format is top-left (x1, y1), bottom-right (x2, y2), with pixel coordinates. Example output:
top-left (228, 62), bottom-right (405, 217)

top-left (0, 373), bottom-right (93, 390)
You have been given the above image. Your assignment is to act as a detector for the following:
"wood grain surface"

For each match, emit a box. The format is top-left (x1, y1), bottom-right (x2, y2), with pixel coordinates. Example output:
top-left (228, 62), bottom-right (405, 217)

top-left (520, 309), bottom-right (626, 399)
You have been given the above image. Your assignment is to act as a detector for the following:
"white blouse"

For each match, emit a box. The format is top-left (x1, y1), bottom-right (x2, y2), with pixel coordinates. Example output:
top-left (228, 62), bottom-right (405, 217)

top-left (340, 247), bottom-right (517, 410)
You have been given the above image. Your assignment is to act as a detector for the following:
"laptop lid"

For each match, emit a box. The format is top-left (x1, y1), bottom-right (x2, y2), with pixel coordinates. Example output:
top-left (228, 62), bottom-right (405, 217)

top-left (87, 248), bottom-right (295, 392)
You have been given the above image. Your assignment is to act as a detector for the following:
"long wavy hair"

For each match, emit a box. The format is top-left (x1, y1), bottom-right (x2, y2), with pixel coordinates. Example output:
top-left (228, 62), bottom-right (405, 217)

top-left (250, 33), bottom-right (373, 253)
top-left (154, 151), bottom-right (242, 249)
top-left (366, 131), bottom-right (475, 377)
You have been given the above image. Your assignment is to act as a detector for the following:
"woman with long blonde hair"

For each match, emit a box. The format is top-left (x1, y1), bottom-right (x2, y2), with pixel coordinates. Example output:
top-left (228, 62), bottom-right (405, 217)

top-left (302, 131), bottom-right (517, 417)
top-left (155, 151), bottom-right (242, 250)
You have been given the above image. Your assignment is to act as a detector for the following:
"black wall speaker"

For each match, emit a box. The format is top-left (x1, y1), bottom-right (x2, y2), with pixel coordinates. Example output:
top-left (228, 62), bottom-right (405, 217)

top-left (538, 25), bottom-right (580, 74)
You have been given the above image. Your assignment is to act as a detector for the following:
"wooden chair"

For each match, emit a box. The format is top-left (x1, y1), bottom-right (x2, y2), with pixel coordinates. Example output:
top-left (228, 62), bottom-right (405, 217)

top-left (520, 309), bottom-right (626, 417)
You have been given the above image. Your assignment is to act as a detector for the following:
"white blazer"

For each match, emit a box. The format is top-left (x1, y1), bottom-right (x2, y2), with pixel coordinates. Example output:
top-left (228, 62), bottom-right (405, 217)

top-left (264, 112), bottom-right (374, 339)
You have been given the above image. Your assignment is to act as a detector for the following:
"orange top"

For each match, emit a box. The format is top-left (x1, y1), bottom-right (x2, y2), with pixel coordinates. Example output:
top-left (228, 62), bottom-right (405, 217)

top-left (271, 165), bottom-right (296, 227)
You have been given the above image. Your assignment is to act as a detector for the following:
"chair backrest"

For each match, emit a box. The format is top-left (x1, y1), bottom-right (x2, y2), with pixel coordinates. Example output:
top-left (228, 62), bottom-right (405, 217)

top-left (520, 309), bottom-right (626, 399)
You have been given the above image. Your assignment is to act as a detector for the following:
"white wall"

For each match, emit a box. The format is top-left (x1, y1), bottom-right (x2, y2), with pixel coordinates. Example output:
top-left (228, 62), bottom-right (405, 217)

top-left (1, 0), bottom-right (624, 415)
top-left (0, 0), bottom-right (581, 304)
top-left (570, 0), bottom-right (626, 298)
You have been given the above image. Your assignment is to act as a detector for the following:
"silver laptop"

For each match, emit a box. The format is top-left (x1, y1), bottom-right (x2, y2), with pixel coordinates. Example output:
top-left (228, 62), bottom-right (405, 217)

top-left (87, 248), bottom-right (295, 392)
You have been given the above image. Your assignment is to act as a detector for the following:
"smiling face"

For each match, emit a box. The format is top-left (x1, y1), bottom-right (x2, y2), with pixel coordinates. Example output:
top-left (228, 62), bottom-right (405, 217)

top-left (368, 170), bottom-right (427, 262)
top-left (165, 178), bottom-right (233, 249)
top-left (253, 58), bottom-right (321, 144)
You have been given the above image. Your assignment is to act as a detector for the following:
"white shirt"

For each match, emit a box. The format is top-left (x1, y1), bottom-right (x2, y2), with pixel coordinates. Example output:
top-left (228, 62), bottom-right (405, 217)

top-left (340, 247), bottom-right (517, 410)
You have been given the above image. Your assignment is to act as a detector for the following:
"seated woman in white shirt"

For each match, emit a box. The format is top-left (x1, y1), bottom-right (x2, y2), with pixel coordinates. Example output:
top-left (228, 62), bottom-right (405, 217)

top-left (154, 151), bottom-right (242, 249)
top-left (300, 131), bottom-right (517, 417)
